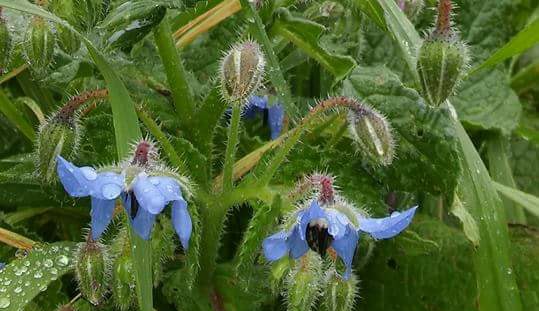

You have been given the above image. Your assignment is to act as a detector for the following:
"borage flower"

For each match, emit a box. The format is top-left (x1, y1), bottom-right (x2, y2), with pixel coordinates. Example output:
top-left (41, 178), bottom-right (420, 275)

top-left (56, 139), bottom-right (192, 249)
top-left (244, 95), bottom-right (284, 140)
top-left (263, 199), bottom-right (417, 279)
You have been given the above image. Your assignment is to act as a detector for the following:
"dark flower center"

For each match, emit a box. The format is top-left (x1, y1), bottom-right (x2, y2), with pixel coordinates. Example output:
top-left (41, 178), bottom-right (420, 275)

top-left (129, 193), bottom-right (139, 220)
top-left (306, 222), bottom-right (333, 257)
top-left (132, 141), bottom-right (151, 166)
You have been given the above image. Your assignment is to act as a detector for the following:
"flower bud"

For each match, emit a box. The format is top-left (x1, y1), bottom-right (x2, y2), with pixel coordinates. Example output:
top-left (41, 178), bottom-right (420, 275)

top-left (56, 25), bottom-right (80, 54)
top-left (417, 0), bottom-right (468, 107)
top-left (0, 11), bottom-right (12, 75)
top-left (285, 252), bottom-right (324, 311)
top-left (74, 239), bottom-right (111, 305)
top-left (111, 254), bottom-right (136, 310)
top-left (347, 104), bottom-right (395, 166)
top-left (220, 40), bottom-right (265, 104)
top-left (36, 107), bottom-right (80, 184)
top-left (321, 271), bottom-right (358, 311)
top-left (23, 16), bottom-right (55, 76)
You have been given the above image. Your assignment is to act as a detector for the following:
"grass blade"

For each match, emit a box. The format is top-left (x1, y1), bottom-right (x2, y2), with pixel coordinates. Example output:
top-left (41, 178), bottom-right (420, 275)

top-left (494, 181), bottom-right (539, 218)
top-left (0, 88), bottom-right (35, 141)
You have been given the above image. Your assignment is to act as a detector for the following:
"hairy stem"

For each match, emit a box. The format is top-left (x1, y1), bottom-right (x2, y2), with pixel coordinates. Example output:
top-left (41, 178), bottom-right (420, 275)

top-left (222, 104), bottom-right (242, 192)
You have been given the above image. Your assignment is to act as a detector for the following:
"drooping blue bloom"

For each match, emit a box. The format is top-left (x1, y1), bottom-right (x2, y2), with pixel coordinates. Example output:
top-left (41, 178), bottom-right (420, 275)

top-left (263, 200), bottom-right (417, 279)
top-left (56, 156), bottom-right (192, 248)
top-left (244, 95), bottom-right (284, 140)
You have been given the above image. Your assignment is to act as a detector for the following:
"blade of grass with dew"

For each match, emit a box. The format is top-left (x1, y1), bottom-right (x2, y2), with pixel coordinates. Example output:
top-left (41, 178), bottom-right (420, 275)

top-left (486, 134), bottom-right (526, 224)
top-left (493, 181), bottom-right (539, 218)
top-left (471, 19), bottom-right (539, 74)
top-left (0, 2), bottom-right (154, 310)
top-left (0, 88), bottom-right (35, 141)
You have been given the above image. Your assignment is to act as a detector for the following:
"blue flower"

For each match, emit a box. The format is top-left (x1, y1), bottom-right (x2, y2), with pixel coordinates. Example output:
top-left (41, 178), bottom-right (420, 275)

top-left (244, 95), bottom-right (284, 140)
top-left (56, 156), bottom-right (192, 248)
top-left (263, 200), bottom-right (417, 279)
top-left (0, 263), bottom-right (5, 270)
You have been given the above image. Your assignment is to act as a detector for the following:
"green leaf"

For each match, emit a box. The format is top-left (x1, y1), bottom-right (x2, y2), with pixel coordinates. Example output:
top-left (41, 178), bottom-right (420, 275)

top-left (452, 68), bottom-right (521, 135)
top-left (455, 120), bottom-right (523, 311)
top-left (154, 17), bottom-right (195, 130)
top-left (0, 242), bottom-right (76, 311)
top-left (343, 66), bottom-right (461, 196)
top-left (486, 134), bottom-right (526, 224)
top-left (0, 89), bottom-right (35, 141)
top-left (450, 196), bottom-right (480, 246)
top-left (350, 0), bottom-right (387, 31)
top-left (376, 0), bottom-right (422, 80)
top-left (493, 181), bottom-right (539, 219)
top-left (471, 19), bottom-right (539, 73)
top-left (271, 8), bottom-right (357, 82)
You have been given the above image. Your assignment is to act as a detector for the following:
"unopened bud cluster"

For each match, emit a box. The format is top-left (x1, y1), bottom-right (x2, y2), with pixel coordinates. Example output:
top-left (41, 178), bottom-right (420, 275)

top-left (74, 237), bottom-right (111, 305)
top-left (417, 0), bottom-right (469, 107)
top-left (220, 40), bottom-right (266, 105)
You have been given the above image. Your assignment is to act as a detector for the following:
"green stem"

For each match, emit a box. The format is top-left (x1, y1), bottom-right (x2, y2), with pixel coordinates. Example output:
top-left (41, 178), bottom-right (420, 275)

top-left (154, 17), bottom-right (195, 128)
top-left (222, 104), bottom-right (242, 192)
top-left (485, 133), bottom-right (527, 224)
top-left (130, 230), bottom-right (153, 311)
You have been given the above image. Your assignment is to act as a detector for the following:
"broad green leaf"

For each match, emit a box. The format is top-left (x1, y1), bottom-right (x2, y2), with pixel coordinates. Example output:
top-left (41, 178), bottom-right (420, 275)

top-left (343, 66), bottom-right (461, 196)
top-left (493, 182), bottom-right (539, 218)
top-left (271, 8), bottom-right (357, 82)
top-left (455, 120), bottom-right (522, 311)
top-left (486, 134), bottom-right (526, 224)
top-left (0, 89), bottom-right (35, 141)
top-left (0, 242), bottom-right (76, 311)
top-left (471, 19), bottom-right (539, 73)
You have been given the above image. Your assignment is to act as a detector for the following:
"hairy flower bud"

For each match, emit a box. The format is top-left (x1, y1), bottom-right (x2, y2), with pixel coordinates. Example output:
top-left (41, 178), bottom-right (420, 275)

top-left (23, 16), bottom-right (55, 76)
top-left (111, 254), bottom-right (136, 310)
top-left (285, 252), bottom-right (324, 311)
top-left (36, 106), bottom-right (80, 183)
top-left (74, 238), bottom-right (111, 305)
top-left (417, 0), bottom-right (468, 107)
top-left (0, 11), bottom-right (12, 75)
top-left (347, 104), bottom-right (395, 166)
top-left (321, 271), bottom-right (358, 311)
top-left (220, 40), bottom-right (265, 104)
top-left (56, 25), bottom-right (80, 54)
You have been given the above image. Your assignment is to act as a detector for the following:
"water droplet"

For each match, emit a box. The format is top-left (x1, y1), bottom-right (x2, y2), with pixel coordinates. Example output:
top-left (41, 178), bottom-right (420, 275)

top-left (20, 266), bottom-right (28, 273)
top-left (0, 298), bottom-right (10, 308)
top-left (39, 285), bottom-right (47, 292)
top-left (3, 280), bottom-right (10, 286)
top-left (13, 287), bottom-right (22, 293)
top-left (43, 259), bottom-right (53, 268)
top-left (56, 255), bottom-right (69, 267)
top-left (51, 246), bottom-right (59, 253)
top-left (23, 261), bottom-right (30, 267)
top-left (50, 268), bottom-right (58, 275)
top-left (150, 178), bottom-right (160, 186)
top-left (102, 183), bottom-right (122, 199)
top-left (33, 271), bottom-right (43, 279)
top-left (80, 167), bottom-right (97, 180)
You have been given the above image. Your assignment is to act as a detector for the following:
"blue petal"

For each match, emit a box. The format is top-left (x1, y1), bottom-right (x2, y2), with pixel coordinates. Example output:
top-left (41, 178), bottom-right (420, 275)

top-left (249, 95), bottom-right (268, 109)
top-left (172, 199), bottom-right (192, 250)
top-left (298, 200), bottom-right (327, 240)
top-left (262, 231), bottom-right (288, 261)
top-left (268, 104), bottom-right (284, 140)
top-left (90, 197), bottom-right (116, 240)
top-left (326, 209), bottom-right (353, 240)
top-left (287, 226), bottom-right (309, 259)
top-left (133, 174), bottom-right (166, 214)
top-left (56, 156), bottom-right (93, 197)
top-left (331, 226), bottom-right (359, 280)
top-left (149, 176), bottom-right (184, 202)
top-left (90, 172), bottom-right (124, 201)
top-left (357, 206), bottom-right (418, 239)
top-left (131, 203), bottom-right (157, 240)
